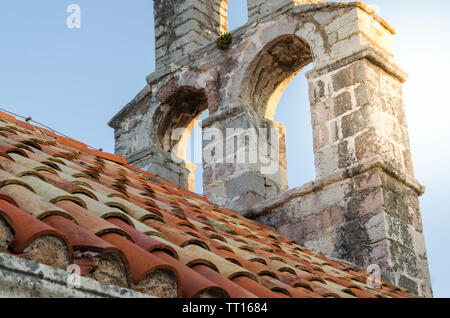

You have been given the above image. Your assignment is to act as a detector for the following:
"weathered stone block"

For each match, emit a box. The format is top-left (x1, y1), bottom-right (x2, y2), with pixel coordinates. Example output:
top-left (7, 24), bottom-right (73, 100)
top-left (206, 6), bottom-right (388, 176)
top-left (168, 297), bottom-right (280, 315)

top-left (341, 105), bottom-right (374, 138)
top-left (331, 60), bottom-right (367, 92)
top-left (225, 171), bottom-right (265, 200)
top-left (333, 91), bottom-right (353, 117)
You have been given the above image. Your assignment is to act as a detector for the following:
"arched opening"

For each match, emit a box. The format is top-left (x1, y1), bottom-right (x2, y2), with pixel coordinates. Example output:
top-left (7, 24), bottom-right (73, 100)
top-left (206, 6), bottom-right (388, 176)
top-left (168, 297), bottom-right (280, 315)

top-left (242, 35), bottom-right (313, 119)
top-left (186, 110), bottom-right (209, 194)
top-left (241, 34), bottom-right (315, 189)
top-left (154, 86), bottom-right (207, 159)
top-left (274, 66), bottom-right (316, 188)
top-left (152, 86), bottom-right (208, 192)
top-left (220, 0), bottom-right (249, 34)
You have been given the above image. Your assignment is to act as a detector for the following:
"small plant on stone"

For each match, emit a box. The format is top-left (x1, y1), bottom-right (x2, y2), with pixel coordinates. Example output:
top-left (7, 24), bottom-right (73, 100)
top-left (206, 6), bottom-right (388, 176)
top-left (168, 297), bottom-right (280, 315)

top-left (217, 32), bottom-right (233, 51)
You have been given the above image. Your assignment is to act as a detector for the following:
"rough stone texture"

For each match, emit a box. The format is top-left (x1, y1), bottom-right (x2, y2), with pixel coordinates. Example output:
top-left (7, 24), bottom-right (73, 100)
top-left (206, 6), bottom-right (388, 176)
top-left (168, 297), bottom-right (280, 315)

top-left (248, 164), bottom-right (432, 297)
top-left (0, 216), bottom-right (14, 252)
top-left (127, 145), bottom-right (196, 191)
top-left (133, 269), bottom-right (178, 298)
top-left (0, 253), bottom-right (150, 298)
top-left (109, 1), bottom-right (432, 297)
top-left (22, 235), bottom-right (70, 271)
top-left (79, 251), bottom-right (129, 289)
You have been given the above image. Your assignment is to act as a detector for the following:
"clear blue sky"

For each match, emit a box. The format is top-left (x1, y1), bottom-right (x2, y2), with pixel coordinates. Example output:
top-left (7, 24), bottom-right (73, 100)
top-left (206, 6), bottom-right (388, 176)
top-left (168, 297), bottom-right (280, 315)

top-left (0, 0), bottom-right (449, 297)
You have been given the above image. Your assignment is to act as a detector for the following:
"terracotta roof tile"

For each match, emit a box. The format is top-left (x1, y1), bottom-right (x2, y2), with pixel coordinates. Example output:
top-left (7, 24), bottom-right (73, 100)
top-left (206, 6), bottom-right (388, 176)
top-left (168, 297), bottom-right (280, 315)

top-left (0, 198), bottom-right (72, 257)
top-left (0, 114), bottom-right (417, 298)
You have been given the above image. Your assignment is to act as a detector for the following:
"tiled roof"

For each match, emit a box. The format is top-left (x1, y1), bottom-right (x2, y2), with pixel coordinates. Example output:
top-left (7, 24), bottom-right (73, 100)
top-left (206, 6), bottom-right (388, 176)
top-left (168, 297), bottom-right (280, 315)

top-left (0, 111), bottom-right (415, 298)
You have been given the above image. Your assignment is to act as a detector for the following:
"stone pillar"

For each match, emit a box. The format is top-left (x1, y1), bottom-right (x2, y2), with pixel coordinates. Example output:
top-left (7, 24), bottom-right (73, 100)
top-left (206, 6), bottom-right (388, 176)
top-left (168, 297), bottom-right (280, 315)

top-left (202, 105), bottom-right (288, 211)
top-left (308, 54), bottom-right (413, 179)
top-left (153, 0), bottom-right (223, 69)
top-left (305, 49), bottom-right (432, 296)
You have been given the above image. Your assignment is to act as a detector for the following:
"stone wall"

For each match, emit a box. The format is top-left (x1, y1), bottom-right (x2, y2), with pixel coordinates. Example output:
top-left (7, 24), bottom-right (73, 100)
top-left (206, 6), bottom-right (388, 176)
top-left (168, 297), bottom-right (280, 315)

top-left (247, 162), bottom-right (431, 297)
top-left (0, 253), bottom-right (149, 298)
top-left (109, 1), bottom-right (432, 297)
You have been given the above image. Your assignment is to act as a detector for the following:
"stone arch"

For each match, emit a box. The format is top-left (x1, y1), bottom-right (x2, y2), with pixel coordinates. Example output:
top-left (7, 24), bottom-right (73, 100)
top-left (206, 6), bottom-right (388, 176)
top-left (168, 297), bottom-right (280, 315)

top-left (241, 34), bottom-right (313, 119)
top-left (151, 86), bottom-right (208, 161)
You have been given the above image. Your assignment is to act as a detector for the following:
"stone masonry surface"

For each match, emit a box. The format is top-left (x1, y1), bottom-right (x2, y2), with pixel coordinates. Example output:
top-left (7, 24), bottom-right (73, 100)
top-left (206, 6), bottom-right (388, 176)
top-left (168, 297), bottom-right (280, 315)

top-left (0, 253), bottom-right (150, 298)
top-left (109, 0), bottom-right (432, 297)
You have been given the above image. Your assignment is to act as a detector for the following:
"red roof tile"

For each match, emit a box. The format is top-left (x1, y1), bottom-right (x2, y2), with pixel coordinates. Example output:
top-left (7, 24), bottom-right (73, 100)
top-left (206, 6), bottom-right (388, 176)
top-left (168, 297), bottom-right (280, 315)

top-left (0, 113), bottom-right (417, 298)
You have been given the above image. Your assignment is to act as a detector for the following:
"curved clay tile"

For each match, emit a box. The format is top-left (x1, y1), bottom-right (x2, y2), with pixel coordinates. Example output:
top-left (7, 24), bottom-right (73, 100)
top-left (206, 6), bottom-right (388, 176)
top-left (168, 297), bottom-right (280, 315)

top-left (107, 217), bottom-right (177, 259)
top-left (70, 192), bottom-right (134, 226)
top-left (53, 200), bottom-right (131, 240)
top-left (127, 218), bottom-right (164, 238)
top-left (199, 228), bottom-right (225, 241)
top-left (38, 171), bottom-right (98, 201)
top-left (214, 248), bottom-right (280, 280)
top-left (191, 264), bottom-right (257, 298)
top-left (344, 287), bottom-right (378, 298)
top-left (17, 174), bottom-right (87, 208)
top-left (257, 275), bottom-right (292, 297)
top-left (15, 121), bottom-right (36, 132)
top-left (317, 271), bottom-right (365, 290)
top-left (75, 176), bottom-right (121, 197)
top-left (153, 251), bottom-right (229, 298)
top-left (43, 214), bottom-right (133, 289)
top-left (97, 173), bottom-right (123, 189)
top-left (43, 215), bottom-right (125, 256)
top-left (209, 239), bottom-right (267, 265)
top-left (183, 244), bottom-right (257, 281)
top-left (0, 168), bottom-right (36, 193)
top-left (260, 274), bottom-right (323, 298)
top-left (232, 276), bottom-right (286, 298)
top-left (276, 271), bottom-right (314, 290)
top-left (0, 198), bottom-right (72, 269)
top-left (76, 153), bottom-right (101, 168)
top-left (38, 144), bottom-right (62, 157)
top-left (144, 219), bottom-right (209, 250)
top-left (0, 190), bottom-right (19, 207)
top-left (158, 211), bottom-right (198, 233)
top-left (150, 236), bottom-right (220, 273)
top-left (5, 152), bottom-right (57, 174)
top-left (315, 254), bottom-right (347, 270)
top-left (0, 183), bottom-right (75, 221)
top-left (100, 233), bottom-right (180, 298)
top-left (46, 157), bottom-right (89, 176)
top-left (0, 114), bottom-right (416, 298)
top-left (102, 195), bottom-right (162, 223)
top-left (208, 240), bottom-right (235, 254)
top-left (121, 192), bottom-right (155, 210)
top-left (0, 140), bottom-right (29, 158)
top-left (308, 280), bottom-right (353, 298)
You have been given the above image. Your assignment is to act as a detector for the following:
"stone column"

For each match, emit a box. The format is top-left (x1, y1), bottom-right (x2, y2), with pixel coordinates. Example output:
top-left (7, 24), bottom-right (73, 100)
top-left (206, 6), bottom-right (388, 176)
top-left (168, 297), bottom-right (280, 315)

top-left (153, 0), bottom-right (223, 70)
top-left (202, 105), bottom-right (288, 211)
top-left (307, 50), bottom-right (413, 180)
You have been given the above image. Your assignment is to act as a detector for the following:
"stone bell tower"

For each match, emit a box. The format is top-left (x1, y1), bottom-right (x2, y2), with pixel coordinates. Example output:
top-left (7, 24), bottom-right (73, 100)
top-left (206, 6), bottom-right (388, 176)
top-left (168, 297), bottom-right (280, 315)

top-left (109, 0), bottom-right (432, 297)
